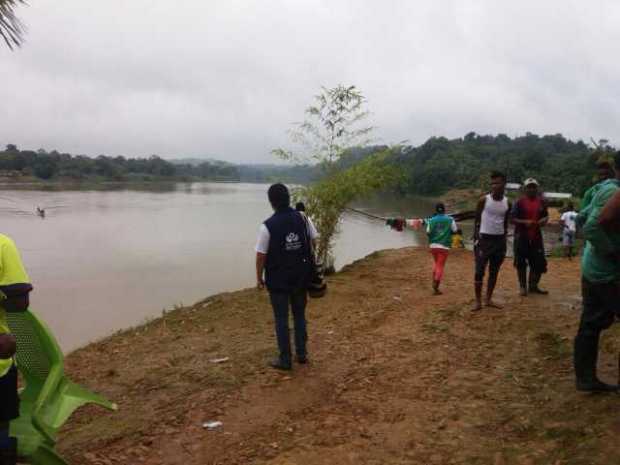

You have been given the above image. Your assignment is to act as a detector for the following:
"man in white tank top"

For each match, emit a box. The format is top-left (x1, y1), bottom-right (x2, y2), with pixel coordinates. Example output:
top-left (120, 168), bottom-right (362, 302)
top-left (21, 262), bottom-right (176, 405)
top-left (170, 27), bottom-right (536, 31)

top-left (472, 171), bottom-right (511, 311)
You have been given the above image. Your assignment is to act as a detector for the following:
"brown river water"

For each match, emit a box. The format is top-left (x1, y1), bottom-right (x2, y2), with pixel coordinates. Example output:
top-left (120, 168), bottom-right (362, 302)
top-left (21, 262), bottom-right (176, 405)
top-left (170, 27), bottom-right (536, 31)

top-left (0, 183), bottom-right (440, 351)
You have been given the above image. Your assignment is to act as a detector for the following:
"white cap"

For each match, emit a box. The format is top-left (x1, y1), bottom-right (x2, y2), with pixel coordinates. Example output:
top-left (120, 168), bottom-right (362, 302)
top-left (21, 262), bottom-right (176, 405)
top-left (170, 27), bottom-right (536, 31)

top-left (523, 178), bottom-right (539, 187)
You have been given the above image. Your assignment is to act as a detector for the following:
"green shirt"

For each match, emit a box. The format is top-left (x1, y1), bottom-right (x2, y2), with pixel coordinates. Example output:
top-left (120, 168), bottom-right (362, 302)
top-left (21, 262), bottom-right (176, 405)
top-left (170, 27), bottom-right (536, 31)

top-left (581, 179), bottom-right (620, 284)
top-left (0, 234), bottom-right (31, 377)
top-left (580, 183), bottom-right (601, 211)
top-left (577, 182), bottom-right (605, 227)
top-left (425, 214), bottom-right (457, 249)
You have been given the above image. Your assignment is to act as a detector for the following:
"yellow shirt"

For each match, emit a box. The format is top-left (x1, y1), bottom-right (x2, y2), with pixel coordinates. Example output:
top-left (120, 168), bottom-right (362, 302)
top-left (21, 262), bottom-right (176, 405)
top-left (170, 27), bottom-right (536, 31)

top-left (451, 234), bottom-right (464, 249)
top-left (0, 234), bottom-right (31, 377)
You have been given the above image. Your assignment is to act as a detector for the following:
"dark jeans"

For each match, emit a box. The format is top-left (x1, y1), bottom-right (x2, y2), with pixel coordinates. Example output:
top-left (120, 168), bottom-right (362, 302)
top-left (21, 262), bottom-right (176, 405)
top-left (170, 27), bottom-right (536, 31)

top-left (514, 235), bottom-right (547, 274)
top-left (0, 422), bottom-right (9, 449)
top-left (574, 278), bottom-right (620, 382)
top-left (269, 289), bottom-right (308, 363)
top-left (0, 365), bottom-right (18, 423)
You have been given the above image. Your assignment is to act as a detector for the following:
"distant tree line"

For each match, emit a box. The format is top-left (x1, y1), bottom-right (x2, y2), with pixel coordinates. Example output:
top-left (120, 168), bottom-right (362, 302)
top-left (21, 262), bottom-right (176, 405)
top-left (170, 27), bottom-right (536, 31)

top-left (1, 132), bottom-right (612, 195)
top-left (387, 132), bottom-right (612, 197)
top-left (236, 164), bottom-right (321, 184)
top-left (266, 133), bottom-right (611, 197)
top-left (0, 145), bottom-right (240, 182)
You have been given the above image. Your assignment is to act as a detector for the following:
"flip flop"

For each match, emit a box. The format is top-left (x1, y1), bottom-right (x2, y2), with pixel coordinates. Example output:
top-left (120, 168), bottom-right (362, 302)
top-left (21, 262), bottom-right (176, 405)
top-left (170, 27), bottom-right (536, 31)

top-left (485, 301), bottom-right (503, 309)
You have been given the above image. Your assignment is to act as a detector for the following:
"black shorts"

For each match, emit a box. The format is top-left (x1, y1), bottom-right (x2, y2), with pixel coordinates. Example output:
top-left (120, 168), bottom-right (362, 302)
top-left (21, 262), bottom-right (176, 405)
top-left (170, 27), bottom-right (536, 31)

top-left (474, 234), bottom-right (507, 281)
top-left (0, 364), bottom-right (19, 422)
top-left (514, 235), bottom-right (547, 274)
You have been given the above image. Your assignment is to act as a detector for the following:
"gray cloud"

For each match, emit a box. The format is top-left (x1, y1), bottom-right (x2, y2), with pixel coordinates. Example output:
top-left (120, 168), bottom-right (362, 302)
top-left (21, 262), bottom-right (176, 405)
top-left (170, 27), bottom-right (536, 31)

top-left (1, 0), bottom-right (619, 162)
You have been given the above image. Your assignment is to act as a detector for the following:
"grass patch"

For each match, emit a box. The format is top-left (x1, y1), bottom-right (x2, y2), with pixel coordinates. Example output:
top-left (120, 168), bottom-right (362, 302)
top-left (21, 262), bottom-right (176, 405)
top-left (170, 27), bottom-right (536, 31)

top-left (421, 322), bottom-right (449, 334)
top-left (535, 331), bottom-right (571, 360)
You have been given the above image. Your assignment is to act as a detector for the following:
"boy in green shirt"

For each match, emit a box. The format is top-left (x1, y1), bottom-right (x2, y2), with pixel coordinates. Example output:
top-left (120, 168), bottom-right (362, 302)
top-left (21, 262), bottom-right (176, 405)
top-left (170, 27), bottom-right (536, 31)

top-left (573, 152), bottom-right (620, 392)
top-left (424, 203), bottom-right (458, 295)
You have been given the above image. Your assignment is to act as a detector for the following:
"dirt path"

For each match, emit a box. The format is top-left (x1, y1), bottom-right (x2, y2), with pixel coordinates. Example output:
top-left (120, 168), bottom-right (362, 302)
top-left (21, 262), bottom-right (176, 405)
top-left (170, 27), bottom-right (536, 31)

top-left (59, 248), bottom-right (620, 465)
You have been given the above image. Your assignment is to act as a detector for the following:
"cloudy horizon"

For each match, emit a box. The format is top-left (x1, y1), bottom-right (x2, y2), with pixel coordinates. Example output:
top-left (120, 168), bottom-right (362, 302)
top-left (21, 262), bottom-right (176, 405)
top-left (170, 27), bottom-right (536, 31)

top-left (1, 0), bottom-right (619, 162)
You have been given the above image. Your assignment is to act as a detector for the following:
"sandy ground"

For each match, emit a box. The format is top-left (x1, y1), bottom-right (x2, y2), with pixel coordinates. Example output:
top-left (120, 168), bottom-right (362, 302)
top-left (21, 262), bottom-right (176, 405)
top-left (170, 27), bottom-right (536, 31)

top-left (58, 248), bottom-right (620, 465)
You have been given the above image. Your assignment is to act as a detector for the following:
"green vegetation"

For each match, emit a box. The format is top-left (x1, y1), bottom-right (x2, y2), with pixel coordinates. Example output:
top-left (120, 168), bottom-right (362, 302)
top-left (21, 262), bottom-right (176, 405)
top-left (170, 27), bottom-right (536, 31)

top-left (236, 163), bottom-right (321, 184)
top-left (388, 133), bottom-right (613, 197)
top-left (267, 132), bottom-right (612, 199)
top-left (302, 152), bottom-right (398, 264)
top-left (2, 132), bottom-right (612, 196)
top-left (0, 0), bottom-right (25, 49)
top-left (272, 85), bottom-right (397, 265)
top-left (0, 145), bottom-right (240, 183)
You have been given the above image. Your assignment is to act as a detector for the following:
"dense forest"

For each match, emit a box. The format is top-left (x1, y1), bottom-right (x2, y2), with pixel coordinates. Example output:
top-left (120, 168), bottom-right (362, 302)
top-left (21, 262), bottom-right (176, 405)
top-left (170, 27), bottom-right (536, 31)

top-left (388, 132), bottom-right (608, 197)
top-left (254, 133), bottom-right (609, 197)
top-left (0, 145), bottom-right (240, 182)
top-left (0, 133), bottom-right (612, 196)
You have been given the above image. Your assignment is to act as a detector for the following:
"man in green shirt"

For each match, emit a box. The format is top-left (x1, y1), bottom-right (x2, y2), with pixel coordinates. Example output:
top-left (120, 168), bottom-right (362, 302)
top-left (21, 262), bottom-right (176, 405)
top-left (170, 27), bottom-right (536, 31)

top-left (573, 152), bottom-right (620, 392)
top-left (0, 234), bottom-right (32, 464)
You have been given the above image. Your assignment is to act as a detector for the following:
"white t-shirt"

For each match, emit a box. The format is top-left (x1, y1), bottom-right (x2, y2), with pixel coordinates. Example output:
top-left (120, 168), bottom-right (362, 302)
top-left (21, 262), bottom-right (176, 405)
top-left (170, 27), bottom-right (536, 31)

top-left (255, 214), bottom-right (319, 254)
top-left (480, 194), bottom-right (509, 235)
top-left (561, 211), bottom-right (578, 232)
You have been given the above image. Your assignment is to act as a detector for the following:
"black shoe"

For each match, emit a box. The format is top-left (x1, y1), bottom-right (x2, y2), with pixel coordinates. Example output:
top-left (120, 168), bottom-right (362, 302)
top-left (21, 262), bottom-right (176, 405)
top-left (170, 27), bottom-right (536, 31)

top-left (296, 355), bottom-right (308, 364)
top-left (576, 378), bottom-right (620, 393)
top-left (269, 358), bottom-right (292, 371)
top-left (529, 286), bottom-right (549, 295)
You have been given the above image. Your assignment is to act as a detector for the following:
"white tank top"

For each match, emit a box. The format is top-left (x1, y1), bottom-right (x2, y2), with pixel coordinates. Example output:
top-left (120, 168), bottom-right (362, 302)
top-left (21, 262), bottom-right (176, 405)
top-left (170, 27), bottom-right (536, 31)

top-left (480, 194), bottom-right (509, 235)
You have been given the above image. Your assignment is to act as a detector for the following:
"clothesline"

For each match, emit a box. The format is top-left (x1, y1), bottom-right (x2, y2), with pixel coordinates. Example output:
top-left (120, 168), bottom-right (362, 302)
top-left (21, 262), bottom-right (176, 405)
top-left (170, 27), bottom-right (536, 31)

top-left (344, 207), bottom-right (388, 222)
top-left (344, 207), bottom-right (476, 224)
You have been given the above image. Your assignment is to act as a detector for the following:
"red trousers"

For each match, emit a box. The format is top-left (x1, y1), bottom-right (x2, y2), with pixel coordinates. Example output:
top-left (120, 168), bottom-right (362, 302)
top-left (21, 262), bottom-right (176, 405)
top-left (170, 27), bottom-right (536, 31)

top-left (430, 248), bottom-right (449, 282)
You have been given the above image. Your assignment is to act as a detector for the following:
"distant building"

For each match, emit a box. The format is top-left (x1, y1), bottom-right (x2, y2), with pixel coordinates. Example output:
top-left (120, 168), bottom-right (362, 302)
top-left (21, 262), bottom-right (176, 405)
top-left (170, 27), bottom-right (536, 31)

top-left (0, 170), bottom-right (21, 178)
top-left (506, 182), bottom-right (571, 200)
top-left (543, 192), bottom-right (572, 200)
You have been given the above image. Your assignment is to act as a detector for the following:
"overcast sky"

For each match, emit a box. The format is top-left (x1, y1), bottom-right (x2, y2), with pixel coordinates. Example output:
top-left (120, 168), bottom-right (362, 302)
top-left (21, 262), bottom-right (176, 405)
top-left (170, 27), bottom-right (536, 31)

top-left (1, 0), bottom-right (619, 163)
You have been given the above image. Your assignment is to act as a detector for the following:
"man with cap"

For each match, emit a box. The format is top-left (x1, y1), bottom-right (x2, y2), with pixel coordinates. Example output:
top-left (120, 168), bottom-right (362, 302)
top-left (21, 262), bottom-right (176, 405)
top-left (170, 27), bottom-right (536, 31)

top-left (573, 151), bottom-right (620, 392)
top-left (511, 178), bottom-right (549, 296)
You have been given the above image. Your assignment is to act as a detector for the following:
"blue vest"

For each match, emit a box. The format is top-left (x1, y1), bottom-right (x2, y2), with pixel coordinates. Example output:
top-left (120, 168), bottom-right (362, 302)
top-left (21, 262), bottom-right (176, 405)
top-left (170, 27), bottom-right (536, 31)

top-left (264, 208), bottom-right (311, 293)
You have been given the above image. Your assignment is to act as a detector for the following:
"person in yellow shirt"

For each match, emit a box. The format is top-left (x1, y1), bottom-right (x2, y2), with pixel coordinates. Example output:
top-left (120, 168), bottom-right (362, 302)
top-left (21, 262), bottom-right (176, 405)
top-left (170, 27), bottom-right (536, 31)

top-left (0, 234), bottom-right (32, 465)
top-left (451, 228), bottom-right (465, 249)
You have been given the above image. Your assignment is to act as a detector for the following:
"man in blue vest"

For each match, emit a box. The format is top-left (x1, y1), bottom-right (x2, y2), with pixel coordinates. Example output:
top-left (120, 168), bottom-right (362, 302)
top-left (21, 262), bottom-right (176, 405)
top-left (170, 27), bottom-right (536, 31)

top-left (255, 184), bottom-right (317, 370)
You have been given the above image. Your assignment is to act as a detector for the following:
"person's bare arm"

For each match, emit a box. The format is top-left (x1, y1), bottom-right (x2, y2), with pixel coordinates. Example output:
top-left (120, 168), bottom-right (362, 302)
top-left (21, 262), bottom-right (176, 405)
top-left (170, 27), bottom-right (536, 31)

top-left (538, 200), bottom-right (549, 227)
top-left (256, 253), bottom-right (266, 289)
top-left (504, 200), bottom-right (512, 234)
top-left (0, 334), bottom-right (16, 359)
top-left (510, 200), bottom-right (526, 225)
top-left (512, 215), bottom-right (533, 225)
top-left (599, 190), bottom-right (620, 232)
top-left (474, 196), bottom-right (485, 240)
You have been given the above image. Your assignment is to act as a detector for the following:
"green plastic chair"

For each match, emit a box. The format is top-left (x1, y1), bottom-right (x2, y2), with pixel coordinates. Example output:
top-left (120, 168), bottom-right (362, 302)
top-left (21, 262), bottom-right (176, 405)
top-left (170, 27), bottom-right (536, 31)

top-left (6, 309), bottom-right (117, 465)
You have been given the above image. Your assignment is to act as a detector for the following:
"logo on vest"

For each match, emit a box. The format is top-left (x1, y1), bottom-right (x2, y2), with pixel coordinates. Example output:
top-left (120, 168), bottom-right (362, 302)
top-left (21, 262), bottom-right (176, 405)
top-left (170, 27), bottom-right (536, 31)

top-left (285, 232), bottom-right (302, 251)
